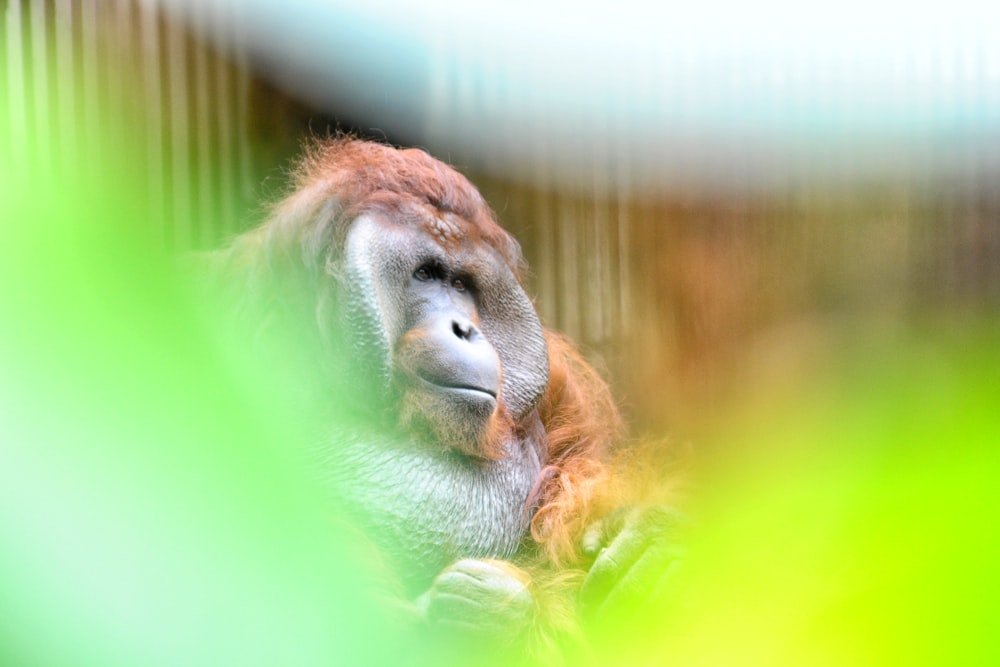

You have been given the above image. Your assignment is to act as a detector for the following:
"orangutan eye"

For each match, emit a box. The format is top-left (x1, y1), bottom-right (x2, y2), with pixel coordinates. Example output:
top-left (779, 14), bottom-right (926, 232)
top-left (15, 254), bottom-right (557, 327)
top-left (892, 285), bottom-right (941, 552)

top-left (414, 265), bottom-right (434, 281)
top-left (451, 278), bottom-right (466, 292)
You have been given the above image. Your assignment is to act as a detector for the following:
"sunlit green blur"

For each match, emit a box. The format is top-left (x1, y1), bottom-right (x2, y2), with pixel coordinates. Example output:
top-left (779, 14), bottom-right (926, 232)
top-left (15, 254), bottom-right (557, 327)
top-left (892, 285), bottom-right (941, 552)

top-left (0, 119), bottom-right (408, 665)
top-left (585, 325), bottom-right (1000, 665)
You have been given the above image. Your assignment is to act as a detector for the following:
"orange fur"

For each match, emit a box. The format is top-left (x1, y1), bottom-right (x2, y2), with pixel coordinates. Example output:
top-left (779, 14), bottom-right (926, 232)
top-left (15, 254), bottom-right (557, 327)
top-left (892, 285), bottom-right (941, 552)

top-left (263, 136), bottom-right (527, 280)
top-left (531, 331), bottom-right (624, 568)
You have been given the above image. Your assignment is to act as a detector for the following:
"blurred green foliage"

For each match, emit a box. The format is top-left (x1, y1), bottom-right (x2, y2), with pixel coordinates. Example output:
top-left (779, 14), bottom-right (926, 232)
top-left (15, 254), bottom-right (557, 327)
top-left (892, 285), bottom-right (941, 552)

top-left (0, 129), bottom-right (406, 666)
top-left (587, 325), bottom-right (1000, 665)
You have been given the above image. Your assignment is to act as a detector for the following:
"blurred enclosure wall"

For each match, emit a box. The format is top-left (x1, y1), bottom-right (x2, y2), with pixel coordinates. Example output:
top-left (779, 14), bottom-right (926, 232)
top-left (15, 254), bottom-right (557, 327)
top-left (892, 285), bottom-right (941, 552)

top-left (4, 0), bottom-right (998, 436)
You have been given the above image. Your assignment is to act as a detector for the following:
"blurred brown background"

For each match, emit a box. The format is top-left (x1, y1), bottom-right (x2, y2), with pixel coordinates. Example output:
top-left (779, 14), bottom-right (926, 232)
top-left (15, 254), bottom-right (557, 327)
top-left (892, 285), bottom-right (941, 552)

top-left (4, 0), bottom-right (997, 440)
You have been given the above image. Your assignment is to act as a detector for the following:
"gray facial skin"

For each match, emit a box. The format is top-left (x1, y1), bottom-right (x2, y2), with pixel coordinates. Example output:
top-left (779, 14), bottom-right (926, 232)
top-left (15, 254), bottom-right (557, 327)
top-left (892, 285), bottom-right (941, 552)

top-left (314, 215), bottom-right (550, 595)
